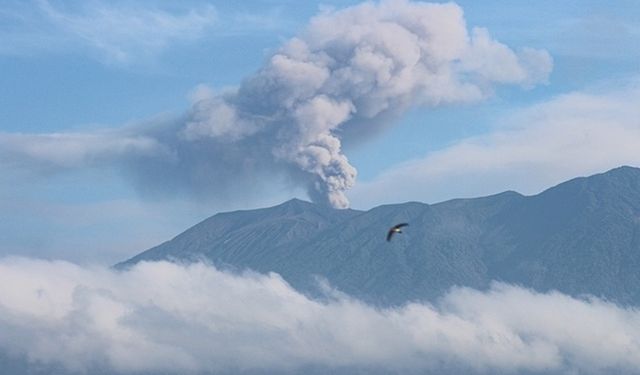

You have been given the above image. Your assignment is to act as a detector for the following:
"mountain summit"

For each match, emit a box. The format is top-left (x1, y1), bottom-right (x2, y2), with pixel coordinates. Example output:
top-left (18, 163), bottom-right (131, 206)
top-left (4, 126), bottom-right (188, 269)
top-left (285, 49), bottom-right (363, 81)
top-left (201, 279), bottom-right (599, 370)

top-left (118, 166), bottom-right (640, 306)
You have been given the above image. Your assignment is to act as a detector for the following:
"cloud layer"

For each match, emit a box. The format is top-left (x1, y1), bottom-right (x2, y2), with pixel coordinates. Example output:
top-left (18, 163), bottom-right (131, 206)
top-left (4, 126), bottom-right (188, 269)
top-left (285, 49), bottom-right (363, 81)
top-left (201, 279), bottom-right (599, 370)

top-left (0, 0), bottom-right (218, 64)
top-left (0, 0), bottom-right (552, 208)
top-left (0, 257), bottom-right (639, 374)
top-left (351, 80), bottom-right (640, 206)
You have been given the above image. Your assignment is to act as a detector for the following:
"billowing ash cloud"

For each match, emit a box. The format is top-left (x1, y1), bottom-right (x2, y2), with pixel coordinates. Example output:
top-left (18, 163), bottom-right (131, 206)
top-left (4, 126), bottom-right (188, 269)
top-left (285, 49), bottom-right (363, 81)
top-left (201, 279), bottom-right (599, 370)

top-left (1, 257), bottom-right (639, 375)
top-left (0, 0), bottom-right (552, 207)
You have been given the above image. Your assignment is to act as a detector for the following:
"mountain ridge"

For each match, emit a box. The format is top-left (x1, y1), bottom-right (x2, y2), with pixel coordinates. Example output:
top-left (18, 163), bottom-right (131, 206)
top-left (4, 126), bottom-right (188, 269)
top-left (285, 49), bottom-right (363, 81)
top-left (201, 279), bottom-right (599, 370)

top-left (118, 165), bottom-right (640, 306)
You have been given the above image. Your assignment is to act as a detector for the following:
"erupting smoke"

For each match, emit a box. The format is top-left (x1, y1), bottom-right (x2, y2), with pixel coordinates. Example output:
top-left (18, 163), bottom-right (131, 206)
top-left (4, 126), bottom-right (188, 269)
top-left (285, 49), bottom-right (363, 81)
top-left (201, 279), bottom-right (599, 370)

top-left (182, 0), bottom-right (551, 207)
top-left (0, 0), bottom-right (552, 208)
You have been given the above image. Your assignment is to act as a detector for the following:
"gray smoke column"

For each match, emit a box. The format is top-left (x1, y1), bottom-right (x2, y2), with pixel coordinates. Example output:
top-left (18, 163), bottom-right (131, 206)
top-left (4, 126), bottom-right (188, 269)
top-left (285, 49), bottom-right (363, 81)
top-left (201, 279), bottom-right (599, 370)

top-left (0, 0), bottom-right (552, 208)
top-left (181, 0), bottom-right (552, 208)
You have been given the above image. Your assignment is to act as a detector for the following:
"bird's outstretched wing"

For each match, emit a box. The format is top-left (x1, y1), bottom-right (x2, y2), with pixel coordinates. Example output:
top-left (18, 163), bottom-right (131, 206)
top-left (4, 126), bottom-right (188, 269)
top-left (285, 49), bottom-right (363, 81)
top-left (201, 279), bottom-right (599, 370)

top-left (386, 223), bottom-right (409, 241)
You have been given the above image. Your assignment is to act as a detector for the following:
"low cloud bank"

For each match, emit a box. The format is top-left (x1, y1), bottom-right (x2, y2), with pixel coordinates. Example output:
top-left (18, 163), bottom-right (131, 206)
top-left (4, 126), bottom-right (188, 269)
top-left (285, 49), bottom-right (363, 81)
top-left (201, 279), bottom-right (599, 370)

top-left (0, 257), bottom-right (638, 374)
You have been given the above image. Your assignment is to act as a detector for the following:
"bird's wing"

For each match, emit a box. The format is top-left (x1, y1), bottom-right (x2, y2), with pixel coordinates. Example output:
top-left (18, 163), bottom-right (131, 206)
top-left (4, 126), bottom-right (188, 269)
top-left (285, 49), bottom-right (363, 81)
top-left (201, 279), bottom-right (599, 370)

top-left (386, 229), bottom-right (394, 241)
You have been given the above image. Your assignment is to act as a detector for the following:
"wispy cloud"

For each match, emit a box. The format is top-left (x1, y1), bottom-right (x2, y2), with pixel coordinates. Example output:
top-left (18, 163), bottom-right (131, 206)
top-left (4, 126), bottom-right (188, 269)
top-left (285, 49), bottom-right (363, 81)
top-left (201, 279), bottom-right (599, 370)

top-left (351, 80), bottom-right (640, 206)
top-left (0, 0), bottom-right (302, 63)
top-left (0, 0), bottom-right (217, 64)
top-left (36, 0), bottom-right (217, 64)
top-left (0, 258), bottom-right (639, 374)
top-left (0, 129), bottom-right (169, 171)
top-left (550, 11), bottom-right (640, 60)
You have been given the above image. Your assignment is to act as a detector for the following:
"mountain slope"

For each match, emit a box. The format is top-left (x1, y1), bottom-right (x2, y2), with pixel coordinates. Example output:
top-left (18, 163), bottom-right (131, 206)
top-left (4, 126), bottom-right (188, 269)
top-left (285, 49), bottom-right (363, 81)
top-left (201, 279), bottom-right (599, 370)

top-left (122, 198), bottom-right (362, 272)
top-left (118, 166), bottom-right (640, 306)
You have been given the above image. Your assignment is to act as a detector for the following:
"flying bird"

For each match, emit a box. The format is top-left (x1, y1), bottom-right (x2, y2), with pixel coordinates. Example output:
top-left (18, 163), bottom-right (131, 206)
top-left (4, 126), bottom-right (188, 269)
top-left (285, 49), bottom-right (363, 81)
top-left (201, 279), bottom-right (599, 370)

top-left (387, 223), bottom-right (409, 242)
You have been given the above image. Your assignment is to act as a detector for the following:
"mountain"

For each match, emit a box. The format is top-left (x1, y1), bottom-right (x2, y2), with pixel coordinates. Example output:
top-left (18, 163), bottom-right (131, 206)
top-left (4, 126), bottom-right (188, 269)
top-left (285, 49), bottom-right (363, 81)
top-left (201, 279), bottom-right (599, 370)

top-left (117, 166), bottom-right (640, 306)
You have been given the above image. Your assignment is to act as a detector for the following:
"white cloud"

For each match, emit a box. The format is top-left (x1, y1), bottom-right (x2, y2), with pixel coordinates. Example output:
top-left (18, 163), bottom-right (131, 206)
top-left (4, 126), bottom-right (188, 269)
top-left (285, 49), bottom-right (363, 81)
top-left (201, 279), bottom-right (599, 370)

top-left (0, 130), bottom-right (169, 170)
top-left (350, 81), bottom-right (640, 206)
top-left (0, 257), bottom-right (639, 374)
top-left (461, 28), bottom-right (552, 87)
top-left (34, 0), bottom-right (217, 64)
top-left (0, 1), bottom-right (300, 60)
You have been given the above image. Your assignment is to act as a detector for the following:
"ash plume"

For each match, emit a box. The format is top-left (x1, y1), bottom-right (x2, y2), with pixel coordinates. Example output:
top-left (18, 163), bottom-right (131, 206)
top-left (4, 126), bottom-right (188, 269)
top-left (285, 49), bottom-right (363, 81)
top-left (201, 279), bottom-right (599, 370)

top-left (0, 0), bottom-right (552, 208)
top-left (181, 0), bottom-right (551, 208)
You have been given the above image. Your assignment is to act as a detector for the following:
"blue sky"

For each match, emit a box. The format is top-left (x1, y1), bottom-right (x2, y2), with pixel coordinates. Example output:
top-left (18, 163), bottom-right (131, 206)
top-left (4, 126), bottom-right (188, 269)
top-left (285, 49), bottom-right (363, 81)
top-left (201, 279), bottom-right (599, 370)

top-left (1, 0), bottom-right (639, 264)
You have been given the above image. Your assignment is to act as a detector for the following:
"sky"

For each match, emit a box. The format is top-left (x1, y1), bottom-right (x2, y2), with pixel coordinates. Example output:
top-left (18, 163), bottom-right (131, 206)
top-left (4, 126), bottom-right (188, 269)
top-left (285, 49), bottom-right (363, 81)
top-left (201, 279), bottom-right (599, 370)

top-left (0, 0), bottom-right (639, 264)
top-left (1, 1), bottom-right (640, 374)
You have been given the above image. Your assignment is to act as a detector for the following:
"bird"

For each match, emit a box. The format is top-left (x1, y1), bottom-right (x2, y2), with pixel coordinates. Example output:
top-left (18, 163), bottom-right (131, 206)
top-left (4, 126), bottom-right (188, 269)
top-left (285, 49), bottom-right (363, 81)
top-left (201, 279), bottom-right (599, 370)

top-left (387, 223), bottom-right (409, 241)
